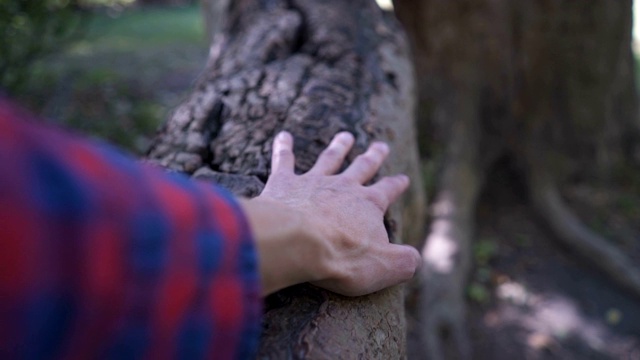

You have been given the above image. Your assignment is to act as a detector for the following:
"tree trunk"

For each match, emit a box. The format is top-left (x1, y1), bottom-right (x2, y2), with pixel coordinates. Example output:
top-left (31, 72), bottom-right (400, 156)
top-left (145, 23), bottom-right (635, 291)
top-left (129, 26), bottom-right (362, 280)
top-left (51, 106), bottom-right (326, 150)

top-left (393, 0), bottom-right (640, 359)
top-left (147, 0), bottom-right (425, 358)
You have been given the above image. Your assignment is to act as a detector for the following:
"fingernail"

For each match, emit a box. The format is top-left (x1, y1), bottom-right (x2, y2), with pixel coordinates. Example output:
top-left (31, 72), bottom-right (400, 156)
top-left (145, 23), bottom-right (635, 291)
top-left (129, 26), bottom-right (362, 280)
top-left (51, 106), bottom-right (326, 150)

top-left (374, 142), bottom-right (389, 154)
top-left (277, 131), bottom-right (292, 141)
top-left (336, 131), bottom-right (354, 143)
top-left (411, 247), bottom-right (423, 275)
top-left (401, 245), bottom-right (422, 278)
top-left (399, 174), bottom-right (410, 185)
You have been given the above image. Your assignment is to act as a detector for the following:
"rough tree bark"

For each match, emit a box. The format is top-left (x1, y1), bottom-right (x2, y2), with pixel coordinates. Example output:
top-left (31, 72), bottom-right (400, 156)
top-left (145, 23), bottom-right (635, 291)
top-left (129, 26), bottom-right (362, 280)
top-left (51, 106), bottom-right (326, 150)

top-left (148, 0), bottom-right (425, 358)
top-left (394, 0), bottom-right (640, 359)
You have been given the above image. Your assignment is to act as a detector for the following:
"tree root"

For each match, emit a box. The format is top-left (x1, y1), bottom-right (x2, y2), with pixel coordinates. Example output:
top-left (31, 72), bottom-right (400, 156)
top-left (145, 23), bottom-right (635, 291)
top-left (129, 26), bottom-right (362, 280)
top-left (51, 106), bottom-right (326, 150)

top-left (414, 232), bottom-right (472, 360)
top-left (411, 112), bottom-right (484, 359)
top-left (529, 168), bottom-right (640, 299)
top-left (413, 185), bottom-right (478, 360)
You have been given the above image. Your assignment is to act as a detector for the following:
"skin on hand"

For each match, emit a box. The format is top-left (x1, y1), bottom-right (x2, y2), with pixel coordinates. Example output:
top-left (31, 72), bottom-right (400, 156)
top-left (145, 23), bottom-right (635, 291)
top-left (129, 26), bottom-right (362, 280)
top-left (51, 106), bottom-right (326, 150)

top-left (239, 131), bottom-right (421, 297)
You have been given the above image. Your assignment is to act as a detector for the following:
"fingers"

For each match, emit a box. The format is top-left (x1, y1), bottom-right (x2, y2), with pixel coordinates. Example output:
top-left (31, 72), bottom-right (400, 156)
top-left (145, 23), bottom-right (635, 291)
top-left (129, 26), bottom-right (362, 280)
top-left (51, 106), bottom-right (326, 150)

top-left (375, 243), bottom-right (421, 290)
top-left (308, 132), bottom-right (355, 175)
top-left (367, 175), bottom-right (410, 210)
top-left (271, 131), bottom-right (295, 174)
top-left (342, 142), bottom-right (389, 184)
top-left (338, 243), bottom-right (421, 296)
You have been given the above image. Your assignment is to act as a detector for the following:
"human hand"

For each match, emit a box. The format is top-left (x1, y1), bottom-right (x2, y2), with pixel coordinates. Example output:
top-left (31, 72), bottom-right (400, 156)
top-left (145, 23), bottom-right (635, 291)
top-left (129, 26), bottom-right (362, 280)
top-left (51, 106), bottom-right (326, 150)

top-left (240, 131), bottom-right (421, 296)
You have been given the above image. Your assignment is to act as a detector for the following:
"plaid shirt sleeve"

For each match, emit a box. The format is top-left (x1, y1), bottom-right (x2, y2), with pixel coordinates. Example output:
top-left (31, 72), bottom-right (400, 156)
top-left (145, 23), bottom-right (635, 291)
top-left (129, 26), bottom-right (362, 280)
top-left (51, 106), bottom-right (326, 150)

top-left (0, 98), bottom-right (262, 360)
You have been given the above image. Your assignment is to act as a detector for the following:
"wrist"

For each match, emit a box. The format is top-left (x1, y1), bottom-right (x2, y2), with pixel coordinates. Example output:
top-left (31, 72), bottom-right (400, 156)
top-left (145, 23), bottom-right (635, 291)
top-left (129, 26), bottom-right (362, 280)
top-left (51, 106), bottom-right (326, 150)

top-left (239, 197), bottom-right (325, 295)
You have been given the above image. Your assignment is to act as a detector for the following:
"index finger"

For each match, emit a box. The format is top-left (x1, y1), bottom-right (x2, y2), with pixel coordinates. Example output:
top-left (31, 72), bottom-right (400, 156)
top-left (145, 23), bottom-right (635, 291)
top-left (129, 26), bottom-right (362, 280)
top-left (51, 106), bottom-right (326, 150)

top-left (271, 131), bottom-right (295, 174)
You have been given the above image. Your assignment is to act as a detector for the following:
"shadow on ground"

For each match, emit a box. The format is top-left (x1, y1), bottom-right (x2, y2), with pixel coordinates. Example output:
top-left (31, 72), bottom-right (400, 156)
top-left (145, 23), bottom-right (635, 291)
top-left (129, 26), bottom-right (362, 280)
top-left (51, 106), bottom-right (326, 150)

top-left (469, 169), bottom-right (640, 360)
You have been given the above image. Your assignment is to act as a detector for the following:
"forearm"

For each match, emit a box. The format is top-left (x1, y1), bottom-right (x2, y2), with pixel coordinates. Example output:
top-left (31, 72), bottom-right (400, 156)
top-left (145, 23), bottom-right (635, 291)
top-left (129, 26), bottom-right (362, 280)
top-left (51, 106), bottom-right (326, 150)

top-left (0, 98), bottom-right (262, 358)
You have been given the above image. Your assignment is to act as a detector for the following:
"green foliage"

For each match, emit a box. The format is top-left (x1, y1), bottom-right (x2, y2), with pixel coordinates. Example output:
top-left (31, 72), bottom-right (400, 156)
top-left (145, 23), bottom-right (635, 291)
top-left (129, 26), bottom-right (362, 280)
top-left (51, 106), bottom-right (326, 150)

top-left (467, 264), bottom-right (494, 305)
top-left (605, 308), bottom-right (622, 325)
top-left (421, 159), bottom-right (439, 201)
top-left (514, 233), bottom-right (532, 248)
top-left (473, 239), bottom-right (498, 266)
top-left (0, 0), bottom-right (85, 93)
top-left (61, 68), bottom-right (161, 152)
top-left (467, 282), bottom-right (490, 304)
top-left (19, 4), bottom-right (205, 154)
top-left (81, 5), bottom-right (204, 50)
top-left (467, 239), bottom-right (500, 304)
top-left (615, 196), bottom-right (639, 218)
top-left (80, 0), bottom-right (136, 8)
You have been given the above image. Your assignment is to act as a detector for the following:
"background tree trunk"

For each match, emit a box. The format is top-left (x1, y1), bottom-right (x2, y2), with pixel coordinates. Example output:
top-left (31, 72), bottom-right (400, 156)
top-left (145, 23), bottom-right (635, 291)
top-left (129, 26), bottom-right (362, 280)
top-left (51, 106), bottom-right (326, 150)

top-left (394, 0), bottom-right (640, 359)
top-left (148, 0), bottom-right (425, 358)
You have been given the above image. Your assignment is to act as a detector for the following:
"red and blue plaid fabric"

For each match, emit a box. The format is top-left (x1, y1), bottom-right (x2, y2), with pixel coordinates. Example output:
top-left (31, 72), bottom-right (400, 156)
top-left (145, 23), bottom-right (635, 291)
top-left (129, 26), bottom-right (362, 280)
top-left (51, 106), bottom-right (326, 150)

top-left (0, 98), bottom-right (261, 359)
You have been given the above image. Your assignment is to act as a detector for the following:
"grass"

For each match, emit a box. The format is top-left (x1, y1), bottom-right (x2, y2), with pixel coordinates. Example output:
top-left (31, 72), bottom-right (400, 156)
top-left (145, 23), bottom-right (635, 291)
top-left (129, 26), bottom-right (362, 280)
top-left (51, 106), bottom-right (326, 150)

top-left (19, 5), bottom-right (208, 155)
top-left (72, 6), bottom-right (205, 54)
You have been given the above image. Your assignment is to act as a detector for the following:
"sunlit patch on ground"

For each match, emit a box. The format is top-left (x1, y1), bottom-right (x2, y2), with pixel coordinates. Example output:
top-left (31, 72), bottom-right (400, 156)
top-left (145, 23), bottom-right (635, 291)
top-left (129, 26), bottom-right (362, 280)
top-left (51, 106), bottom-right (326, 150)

top-left (485, 279), bottom-right (638, 358)
top-left (470, 186), bottom-right (640, 359)
top-left (423, 196), bottom-right (458, 273)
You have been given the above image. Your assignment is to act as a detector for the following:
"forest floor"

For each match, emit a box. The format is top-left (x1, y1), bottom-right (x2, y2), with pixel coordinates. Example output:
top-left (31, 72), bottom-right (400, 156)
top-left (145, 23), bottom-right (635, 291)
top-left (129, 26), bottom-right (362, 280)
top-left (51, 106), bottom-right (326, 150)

top-left (17, 5), bottom-right (640, 360)
top-left (468, 165), bottom-right (640, 359)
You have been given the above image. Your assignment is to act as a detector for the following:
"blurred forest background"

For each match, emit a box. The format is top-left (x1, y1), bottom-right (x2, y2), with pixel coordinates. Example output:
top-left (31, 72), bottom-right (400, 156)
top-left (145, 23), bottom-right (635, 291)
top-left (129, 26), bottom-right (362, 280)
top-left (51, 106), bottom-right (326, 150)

top-left (1, 0), bottom-right (206, 153)
top-left (1, 0), bottom-right (639, 358)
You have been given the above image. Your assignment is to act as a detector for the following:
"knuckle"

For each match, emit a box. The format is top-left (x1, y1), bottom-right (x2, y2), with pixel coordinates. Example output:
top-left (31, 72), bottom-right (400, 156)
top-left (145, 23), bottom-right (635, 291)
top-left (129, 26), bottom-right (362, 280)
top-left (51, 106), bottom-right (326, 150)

top-left (338, 175), bottom-right (358, 187)
top-left (357, 153), bottom-right (378, 167)
top-left (371, 147), bottom-right (384, 158)
top-left (336, 233), bottom-right (360, 251)
top-left (276, 149), bottom-right (292, 158)
top-left (365, 190), bottom-right (387, 210)
top-left (334, 138), bottom-right (350, 148)
top-left (321, 148), bottom-right (340, 159)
